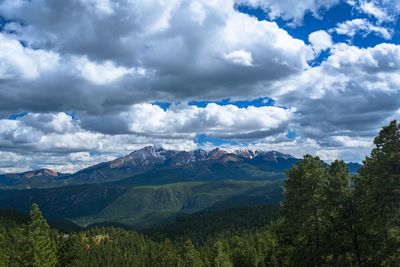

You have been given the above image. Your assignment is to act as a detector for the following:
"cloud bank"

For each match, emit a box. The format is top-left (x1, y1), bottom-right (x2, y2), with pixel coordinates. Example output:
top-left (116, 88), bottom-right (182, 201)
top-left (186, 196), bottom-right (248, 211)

top-left (0, 0), bottom-right (399, 172)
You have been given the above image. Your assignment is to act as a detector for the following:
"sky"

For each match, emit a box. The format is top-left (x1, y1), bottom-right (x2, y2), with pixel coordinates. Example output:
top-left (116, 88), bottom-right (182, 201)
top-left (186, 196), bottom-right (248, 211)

top-left (0, 0), bottom-right (400, 173)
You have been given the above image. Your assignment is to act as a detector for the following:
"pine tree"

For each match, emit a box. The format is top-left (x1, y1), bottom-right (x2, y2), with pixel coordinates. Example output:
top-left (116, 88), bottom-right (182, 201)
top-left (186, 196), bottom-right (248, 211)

top-left (0, 229), bottom-right (9, 267)
top-left (213, 240), bottom-right (232, 267)
top-left (58, 234), bottom-right (85, 267)
top-left (230, 236), bottom-right (258, 267)
top-left (355, 120), bottom-right (400, 265)
top-left (22, 203), bottom-right (58, 267)
top-left (181, 240), bottom-right (203, 267)
top-left (323, 160), bottom-right (357, 265)
top-left (277, 155), bottom-right (329, 266)
top-left (156, 239), bottom-right (180, 267)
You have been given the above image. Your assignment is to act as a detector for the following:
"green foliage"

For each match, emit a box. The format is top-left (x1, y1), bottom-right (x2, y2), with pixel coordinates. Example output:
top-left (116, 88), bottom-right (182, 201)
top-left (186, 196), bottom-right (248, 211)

top-left (213, 241), bottom-right (233, 267)
top-left (22, 203), bottom-right (58, 267)
top-left (0, 184), bottom-right (127, 220)
top-left (322, 160), bottom-right (356, 266)
top-left (0, 180), bottom-right (281, 228)
top-left (181, 240), bottom-right (203, 267)
top-left (145, 204), bottom-right (279, 244)
top-left (155, 239), bottom-right (181, 267)
top-left (354, 120), bottom-right (400, 265)
top-left (277, 155), bottom-right (329, 265)
top-left (229, 236), bottom-right (258, 267)
top-left (80, 180), bottom-right (278, 228)
top-left (275, 120), bottom-right (400, 266)
top-left (275, 155), bottom-right (369, 266)
top-left (0, 228), bottom-right (9, 266)
top-left (57, 234), bottom-right (85, 267)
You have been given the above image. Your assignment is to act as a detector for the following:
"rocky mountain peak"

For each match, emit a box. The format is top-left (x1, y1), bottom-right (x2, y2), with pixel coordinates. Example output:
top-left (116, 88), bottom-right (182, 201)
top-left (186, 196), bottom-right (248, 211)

top-left (234, 149), bottom-right (258, 159)
top-left (130, 145), bottom-right (169, 159)
top-left (23, 168), bottom-right (59, 179)
top-left (207, 148), bottom-right (229, 159)
top-left (107, 145), bottom-right (298, 169)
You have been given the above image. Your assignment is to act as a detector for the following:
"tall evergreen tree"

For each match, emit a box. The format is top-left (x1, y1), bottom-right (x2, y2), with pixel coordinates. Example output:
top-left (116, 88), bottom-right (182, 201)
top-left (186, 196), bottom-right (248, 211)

top-left (22, 203), bottom-right (58, 267)
top-left (230, 236), bottom-right (258, 267)
top-left (156, 239), bottom-right (180, 267)
top-left (58, 234), bottom-right (85, 267)
top-left (355, 120), bottom-right (400, 265)
top-left (181, 240), bottom-right (203, 267)
top-left (323, 160), bottom-right (358, 266)
top-left (277, 155), bottom-right (329, 266)
top-left (213, 240), bottom-right (232, 267)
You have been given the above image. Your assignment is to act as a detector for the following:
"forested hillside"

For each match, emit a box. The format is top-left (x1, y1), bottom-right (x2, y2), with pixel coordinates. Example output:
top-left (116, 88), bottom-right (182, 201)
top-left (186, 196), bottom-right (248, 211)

top-left (0, 120), bottom-right (399, 266)
top-left (0, 180), bottom-right (282, 228)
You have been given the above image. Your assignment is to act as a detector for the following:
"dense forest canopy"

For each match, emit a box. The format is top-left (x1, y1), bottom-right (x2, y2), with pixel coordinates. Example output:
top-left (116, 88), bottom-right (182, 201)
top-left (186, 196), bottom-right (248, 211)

top-left (0, 120), bottom-right (399, 266)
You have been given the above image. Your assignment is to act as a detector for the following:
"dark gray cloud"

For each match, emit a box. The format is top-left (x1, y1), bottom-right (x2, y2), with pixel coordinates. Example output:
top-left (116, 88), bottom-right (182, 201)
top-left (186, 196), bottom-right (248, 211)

top-left (0, 0), bottom-right (399, 172)
top-left (276, 43), bottom-right (400, 149)
top-left (0, 0), bottom-right (312, 115)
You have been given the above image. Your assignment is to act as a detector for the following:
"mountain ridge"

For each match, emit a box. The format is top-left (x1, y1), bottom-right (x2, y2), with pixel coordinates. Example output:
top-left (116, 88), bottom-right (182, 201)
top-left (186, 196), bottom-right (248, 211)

top-left (0, 146), bottom-right (298, 188)
top-left (0, 168), bottom-right (68, 188)
top-left (0, 146), bottom-right (361, 189)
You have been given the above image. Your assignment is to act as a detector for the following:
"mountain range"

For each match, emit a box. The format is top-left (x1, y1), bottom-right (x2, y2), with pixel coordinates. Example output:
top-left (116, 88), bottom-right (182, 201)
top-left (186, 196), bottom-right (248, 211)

top-left (0, 146), bottom-right (300, 189)
top-left (0, 146), bottom-right (362, 228)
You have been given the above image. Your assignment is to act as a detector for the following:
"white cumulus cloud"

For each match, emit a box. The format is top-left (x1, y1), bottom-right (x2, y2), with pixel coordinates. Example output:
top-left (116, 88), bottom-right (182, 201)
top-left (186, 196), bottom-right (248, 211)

top-left (309, 30), bottom-right (333, 54)
top-left (334, 18), bottom-right (392, 39)
top-left (224, 50), bottom-right (254, 66)
top-left (0, 33), bottom-right (59, 79)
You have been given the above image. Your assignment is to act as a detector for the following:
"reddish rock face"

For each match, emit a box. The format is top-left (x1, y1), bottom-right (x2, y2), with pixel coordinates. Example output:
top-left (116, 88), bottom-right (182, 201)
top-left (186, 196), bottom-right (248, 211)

top-left (23, 168), bottom-right (59, 179)
top-left (207, 148), bottom-right (228, 160)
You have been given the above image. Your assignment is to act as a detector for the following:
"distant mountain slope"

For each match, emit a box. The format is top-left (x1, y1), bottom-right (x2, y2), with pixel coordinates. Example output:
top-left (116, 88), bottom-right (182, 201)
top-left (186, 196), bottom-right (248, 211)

top-left (116, 159), bottom-right (288, 187)
top-left (0, 208), bottom-right (81, 233)
top-left (0, 168), bottom-right (68, 189)
top-left (346, 162), bottom-right (363, 173)
top-left (0, 146), bottom-right (300, 189)
top-left (204, 181), bottom-right (284, 212)
top-left (0, 179), bottom-right (283, 228)
top-left (143, 204), bottom-right (280, 244)
top-left (0, 184), bottom-right (127, 219)
top-left (62, 147), bottom-right (298, 186)
top-left (74, 180), bottom-right (282, 228)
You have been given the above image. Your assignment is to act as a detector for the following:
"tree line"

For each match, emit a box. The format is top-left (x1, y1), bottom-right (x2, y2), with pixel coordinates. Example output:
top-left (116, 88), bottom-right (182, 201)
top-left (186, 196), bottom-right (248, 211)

top-left (0, 120), bottom-right (399, 266)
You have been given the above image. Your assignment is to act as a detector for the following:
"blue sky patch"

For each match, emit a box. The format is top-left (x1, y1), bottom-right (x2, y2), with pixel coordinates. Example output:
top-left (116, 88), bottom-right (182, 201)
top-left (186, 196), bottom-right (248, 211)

top-left (236, 1), bottom-right (399, 50)
top-left (189, 97), bottom-right (275, 108)
top-left (286, 130), bottom-right (297, 140)
top-left (7, 112), bottom-right (28, 120)
top-left (66, 112), bottom-right (79, 121)
top-left (153, 97), bottom-right (277, 110)
top-left (152, 101), bottom-right (171, 111)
